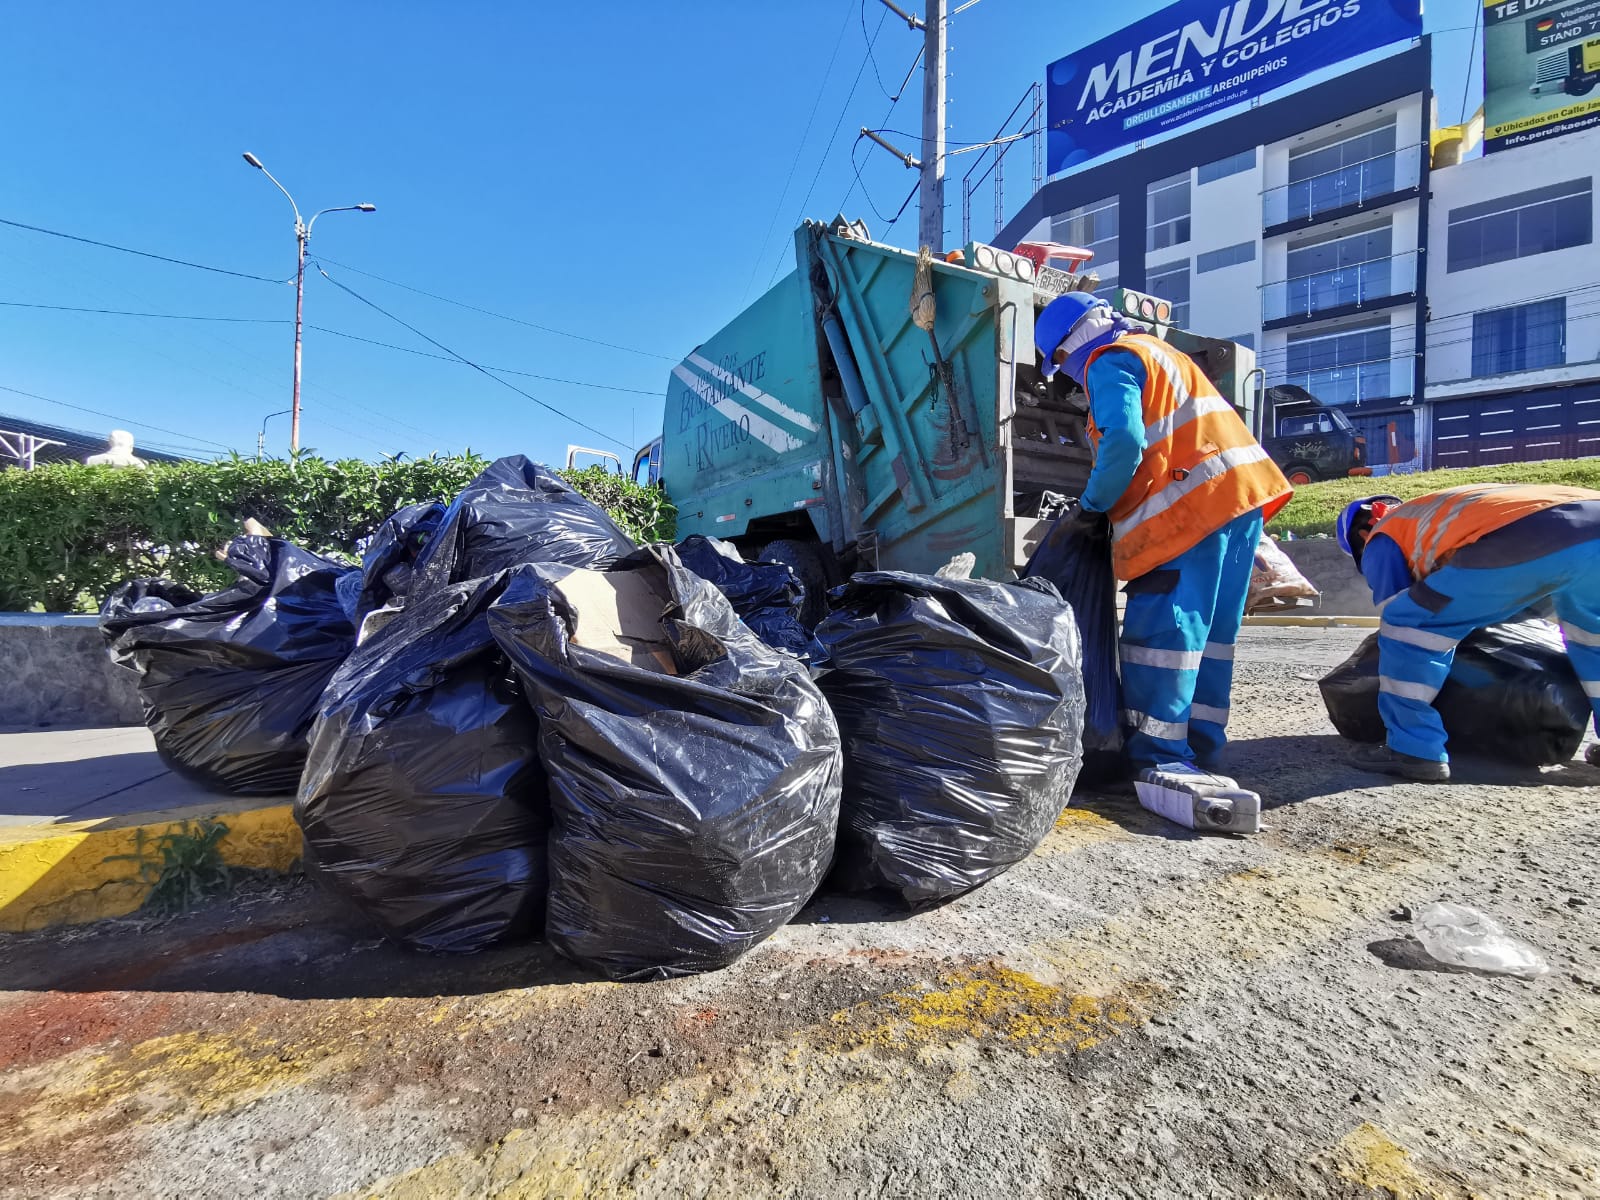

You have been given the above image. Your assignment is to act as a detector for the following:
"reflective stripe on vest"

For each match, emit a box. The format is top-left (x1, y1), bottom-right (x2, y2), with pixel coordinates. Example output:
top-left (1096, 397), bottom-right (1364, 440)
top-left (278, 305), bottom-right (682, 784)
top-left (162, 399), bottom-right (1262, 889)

top-left (1369, 483), bottom-right (1600, 578)
top-left (1084, 334), bottom-right (1293, 581)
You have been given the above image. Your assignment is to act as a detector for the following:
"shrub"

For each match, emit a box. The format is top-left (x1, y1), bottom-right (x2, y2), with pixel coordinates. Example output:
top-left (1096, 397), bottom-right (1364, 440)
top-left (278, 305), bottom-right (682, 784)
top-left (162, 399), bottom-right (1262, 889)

top-left (0, 453), bottom-right (676, 612)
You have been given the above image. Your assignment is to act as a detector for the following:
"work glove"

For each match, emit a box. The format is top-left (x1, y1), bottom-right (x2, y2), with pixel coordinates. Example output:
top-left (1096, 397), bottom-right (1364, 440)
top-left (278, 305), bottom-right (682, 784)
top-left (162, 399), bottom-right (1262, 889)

top-left (1058, 498), bottom-right (1110, 542)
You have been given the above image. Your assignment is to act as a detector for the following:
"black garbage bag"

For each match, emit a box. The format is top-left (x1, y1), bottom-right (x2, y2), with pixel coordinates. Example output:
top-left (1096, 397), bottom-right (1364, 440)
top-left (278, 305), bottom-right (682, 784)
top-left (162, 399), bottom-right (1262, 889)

top-left (410, 456), bottom-right (635, 591)
top-left (1021, 505), bottom-right (1124, 784)
top-left (1319, 619), bottom-right (1591, 766)
top-left (486, 547), bottom-right (842, 981)
top-left (675, 534), bottom-right (824, 663)
top-left (297, 572), bottom-right (550, 953)
top-left (352, 500), bottom-right (447, 621)
top-left (100, 536), bottom-right (358, 794)
top-left (813, 572), bottom-right (1086, 906)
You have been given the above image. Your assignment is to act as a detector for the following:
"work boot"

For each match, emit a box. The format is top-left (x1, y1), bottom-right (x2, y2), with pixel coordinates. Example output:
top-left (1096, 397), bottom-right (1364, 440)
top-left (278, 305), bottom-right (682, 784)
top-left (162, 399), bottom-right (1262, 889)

top-left (1353, 743), bottom-right (1450, 783)
top-left (1586, 743), bottom-right (1600, 768)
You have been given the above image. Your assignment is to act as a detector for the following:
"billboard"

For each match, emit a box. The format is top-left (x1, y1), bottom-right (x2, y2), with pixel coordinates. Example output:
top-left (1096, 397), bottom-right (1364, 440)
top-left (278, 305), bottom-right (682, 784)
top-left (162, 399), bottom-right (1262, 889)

top-left (1483, 0), bottom-right (1600, 154)
top-left (1046, 0), bottom-right (1424, 171)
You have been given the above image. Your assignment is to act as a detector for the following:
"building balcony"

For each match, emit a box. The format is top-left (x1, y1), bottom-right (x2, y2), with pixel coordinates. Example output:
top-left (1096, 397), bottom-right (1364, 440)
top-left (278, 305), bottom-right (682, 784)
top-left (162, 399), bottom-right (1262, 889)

top-left (1262, 145), bottom-right (1422, 235)
top-left (1261, 251), bottom-right (1418, 328)
top-left (1272, 359), bottom-right (1405, 409)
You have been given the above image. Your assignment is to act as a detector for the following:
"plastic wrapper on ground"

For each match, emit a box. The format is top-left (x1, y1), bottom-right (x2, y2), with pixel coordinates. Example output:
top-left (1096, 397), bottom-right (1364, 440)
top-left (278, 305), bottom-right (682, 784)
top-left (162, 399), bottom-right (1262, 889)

top-left (296, 572), bottom-right (550, 953)
top-left (487, 547), bottom-right (842, 982)
top-left (1021, 508), bottom-right (1124, 783)
top-left (814, 572), bottom-right (1086, 906)
top-left (410, 456), bottom-right (635, 592)
top-left (674, 534), bottom-right (824, 663)
top-left (99, 536), bottom-right (358, 795)
top-left (1318, 619), bottom-right (1591, 766)
top-left (1247, 532), bottom-right (1319, 614)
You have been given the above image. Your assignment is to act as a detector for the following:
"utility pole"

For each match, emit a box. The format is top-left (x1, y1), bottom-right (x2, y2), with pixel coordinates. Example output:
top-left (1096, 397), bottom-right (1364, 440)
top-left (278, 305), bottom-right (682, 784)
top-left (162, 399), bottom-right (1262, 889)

top-left (870, 0), bottom-right (948, 252)
top-left (920, 0), bottom-right (947, 253)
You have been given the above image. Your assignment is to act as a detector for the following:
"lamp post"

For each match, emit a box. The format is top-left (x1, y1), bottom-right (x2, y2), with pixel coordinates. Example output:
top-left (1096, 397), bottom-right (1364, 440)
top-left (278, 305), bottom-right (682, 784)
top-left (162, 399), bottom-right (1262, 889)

top-left (257, 408), bottom-right (292, 460)
top-left (242, 152), bottom-right (375, 452)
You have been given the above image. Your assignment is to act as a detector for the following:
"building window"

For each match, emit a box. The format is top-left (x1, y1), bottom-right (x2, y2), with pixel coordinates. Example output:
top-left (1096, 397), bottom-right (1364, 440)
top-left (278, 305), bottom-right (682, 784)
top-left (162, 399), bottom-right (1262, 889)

top-left (1281, 319), bottom-right (1392, 407)
top-left (1147, 172), bottom-right (1191, 252)
top-left (1471, 299), bottom-right (1566, 377)
top-left (1282, 223), bottom-right (1396, 317)
top-left (1051, 197), bottom-right (1118, 279)
top-left (1196, 241), bottom-right (1256, 273)
top-left (1447, 179), bottom-right (1593, 272)
top-left (1198, 148), bottom-right (1255, 185)
top-left (1147, 260), bottom-right (1191, 328)
top-left (1286, 119), bottom-right (1398, 222)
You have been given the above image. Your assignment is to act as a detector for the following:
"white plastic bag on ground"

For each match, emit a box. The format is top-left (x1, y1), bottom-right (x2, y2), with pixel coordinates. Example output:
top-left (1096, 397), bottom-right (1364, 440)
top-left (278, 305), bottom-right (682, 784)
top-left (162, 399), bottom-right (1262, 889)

top-left (1414, 902), bottom-right (1550, 979)
top-left (1247, 533), bottom-right (1318, 614)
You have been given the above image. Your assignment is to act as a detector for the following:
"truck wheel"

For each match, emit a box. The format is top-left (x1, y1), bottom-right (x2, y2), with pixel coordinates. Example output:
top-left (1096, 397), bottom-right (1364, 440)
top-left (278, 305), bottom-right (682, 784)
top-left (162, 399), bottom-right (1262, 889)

top-left (758, 538), bottom-right (830, 628)
top-left (1283, 463), bottom-right (1319, 486)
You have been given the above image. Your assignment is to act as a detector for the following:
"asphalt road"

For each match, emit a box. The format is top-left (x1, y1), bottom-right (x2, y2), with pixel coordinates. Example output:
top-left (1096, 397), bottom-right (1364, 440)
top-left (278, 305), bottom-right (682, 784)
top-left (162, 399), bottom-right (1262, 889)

top-left (2, 627), bottom-right (1597, 1199)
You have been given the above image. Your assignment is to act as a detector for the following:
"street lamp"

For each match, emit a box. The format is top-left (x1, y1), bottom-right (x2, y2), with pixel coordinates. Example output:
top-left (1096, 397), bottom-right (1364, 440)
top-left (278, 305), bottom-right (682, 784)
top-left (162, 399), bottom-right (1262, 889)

top-left (257, 408), bottom-right (292, 460)
top-left (242, 152), bottom-right (375, 452)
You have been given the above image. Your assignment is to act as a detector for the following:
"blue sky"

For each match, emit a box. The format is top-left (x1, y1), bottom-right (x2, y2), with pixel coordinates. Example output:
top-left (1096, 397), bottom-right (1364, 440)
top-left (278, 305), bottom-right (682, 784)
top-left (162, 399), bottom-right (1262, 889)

top-left (0, 2), bottom-right (1483, 464)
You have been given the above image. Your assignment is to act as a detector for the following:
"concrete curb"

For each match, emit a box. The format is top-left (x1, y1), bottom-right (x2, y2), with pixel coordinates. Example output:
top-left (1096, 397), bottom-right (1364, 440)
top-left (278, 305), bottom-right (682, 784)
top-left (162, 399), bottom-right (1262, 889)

top-left (1242, 614), bottom-right (1378, 628)
top-left (0, 798), bottom-right (300, 933)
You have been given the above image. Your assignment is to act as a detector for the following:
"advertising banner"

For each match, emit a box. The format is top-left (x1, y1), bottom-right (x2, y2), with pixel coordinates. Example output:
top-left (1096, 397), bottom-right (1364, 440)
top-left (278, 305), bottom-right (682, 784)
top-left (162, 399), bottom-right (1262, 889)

top-left (1046, 0), bottom-right (1424, 172)
top-left (1483, 0), bottom-right (1600, 154)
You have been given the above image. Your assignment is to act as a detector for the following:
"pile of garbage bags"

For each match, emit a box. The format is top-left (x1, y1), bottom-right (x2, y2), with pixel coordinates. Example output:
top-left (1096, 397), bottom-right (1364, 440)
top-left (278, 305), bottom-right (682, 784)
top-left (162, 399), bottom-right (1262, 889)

top-left (100, 455), bottom-right (1090, 978)
top-left (1319, 618), bottom-right (1591, 766)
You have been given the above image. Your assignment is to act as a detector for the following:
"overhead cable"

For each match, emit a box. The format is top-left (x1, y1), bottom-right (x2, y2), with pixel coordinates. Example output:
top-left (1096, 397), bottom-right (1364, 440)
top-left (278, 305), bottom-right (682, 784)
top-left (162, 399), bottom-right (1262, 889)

top-left (0, 383), bottom-right (237, 451)
top-left (0, 216), bottom-right (292, 284)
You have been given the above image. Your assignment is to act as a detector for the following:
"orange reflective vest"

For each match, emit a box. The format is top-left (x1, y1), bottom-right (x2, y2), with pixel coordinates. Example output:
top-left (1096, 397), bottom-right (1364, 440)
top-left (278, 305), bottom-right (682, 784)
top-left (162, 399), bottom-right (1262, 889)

top-left (1083, 334), bottom-right (1292, 581)
top-left (1369, 483), bottom-right (1600, 577)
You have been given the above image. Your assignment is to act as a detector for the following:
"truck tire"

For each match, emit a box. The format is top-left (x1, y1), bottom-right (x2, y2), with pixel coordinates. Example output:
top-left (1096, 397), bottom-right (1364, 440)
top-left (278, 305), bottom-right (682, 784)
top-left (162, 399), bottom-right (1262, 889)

top-left (758, 538), bottom-right (830, 628)
top-left (1283, 462), bottom-right (1320, 486)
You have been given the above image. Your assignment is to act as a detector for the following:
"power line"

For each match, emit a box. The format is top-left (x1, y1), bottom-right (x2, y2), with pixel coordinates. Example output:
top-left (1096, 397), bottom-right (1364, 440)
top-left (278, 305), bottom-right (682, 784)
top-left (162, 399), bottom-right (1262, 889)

top-left (0, 216), bottom-right (292, 284)
top-left (308, 325), bottom-right (660, 394)
top-left (768, 5), bottom-right (892, 285)
top-left (741, 0), bottom-right (858, 303)
top-left (1459, 2), bottom-right (1482, 125)
top-left (313, 262), bottom-right (631, 451)
top-left (312, 255), bottom-right (675, 362)
top-left (0, 300), bottom-right (287, 323)
top-left (0, 383), bottom-right (237, 451)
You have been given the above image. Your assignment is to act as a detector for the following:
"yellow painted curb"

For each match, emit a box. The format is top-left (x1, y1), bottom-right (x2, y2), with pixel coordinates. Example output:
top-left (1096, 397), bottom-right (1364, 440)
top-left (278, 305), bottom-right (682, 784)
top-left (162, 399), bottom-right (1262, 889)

top-left (0, 800), bottom-right (300, 933)
top-left (1243, 614), bottom-right (1379, 628)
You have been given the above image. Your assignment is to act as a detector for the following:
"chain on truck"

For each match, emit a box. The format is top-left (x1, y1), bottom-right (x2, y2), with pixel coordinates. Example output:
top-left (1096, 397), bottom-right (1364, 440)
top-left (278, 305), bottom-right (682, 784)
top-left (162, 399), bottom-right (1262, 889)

top-left (626, 219), bottom-right (1260, 620)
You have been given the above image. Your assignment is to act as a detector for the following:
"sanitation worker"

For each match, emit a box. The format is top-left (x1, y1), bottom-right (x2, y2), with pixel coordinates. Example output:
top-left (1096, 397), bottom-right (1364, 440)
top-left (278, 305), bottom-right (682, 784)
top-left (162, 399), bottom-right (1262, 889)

top-left (1034, 292), bottom-right (1293, 786)
top-left (1336, 483), bottom-right (1600, 781)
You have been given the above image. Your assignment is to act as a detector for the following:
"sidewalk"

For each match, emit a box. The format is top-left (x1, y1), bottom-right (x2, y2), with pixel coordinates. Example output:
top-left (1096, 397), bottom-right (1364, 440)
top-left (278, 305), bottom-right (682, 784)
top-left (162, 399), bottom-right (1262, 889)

top-left (0, 726), bottom-right (299, 932)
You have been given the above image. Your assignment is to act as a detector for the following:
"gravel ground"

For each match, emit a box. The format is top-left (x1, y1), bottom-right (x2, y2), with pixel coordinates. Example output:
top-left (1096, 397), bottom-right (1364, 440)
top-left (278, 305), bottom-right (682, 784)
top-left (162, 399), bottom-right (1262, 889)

top-left (1, 626), bottom-right (1597, 1199)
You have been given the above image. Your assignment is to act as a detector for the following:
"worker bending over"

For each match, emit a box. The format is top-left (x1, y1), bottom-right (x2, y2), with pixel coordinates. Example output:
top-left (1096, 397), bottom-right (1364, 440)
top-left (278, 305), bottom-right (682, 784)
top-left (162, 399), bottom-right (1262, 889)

top-left (1034, 293), bottom-right (1292, 783)
top-left (1338, 483), bottom-right (1600, 781)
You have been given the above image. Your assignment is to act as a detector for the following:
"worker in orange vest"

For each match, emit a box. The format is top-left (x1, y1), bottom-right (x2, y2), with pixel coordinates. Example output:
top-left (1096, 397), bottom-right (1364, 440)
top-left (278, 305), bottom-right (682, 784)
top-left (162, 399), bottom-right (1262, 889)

top-left (1337, 483), bottom-right (1600, 781)
top-left (1035, 293), bottom-right (1293, 790)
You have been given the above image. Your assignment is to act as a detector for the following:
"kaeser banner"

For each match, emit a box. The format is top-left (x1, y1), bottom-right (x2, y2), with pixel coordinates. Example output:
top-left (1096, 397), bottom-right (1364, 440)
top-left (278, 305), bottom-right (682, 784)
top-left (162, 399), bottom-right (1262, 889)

top-left (1482, 0), bottom-right (1600, 154)
top-left (1047, 0), bottom-right (1423, 171)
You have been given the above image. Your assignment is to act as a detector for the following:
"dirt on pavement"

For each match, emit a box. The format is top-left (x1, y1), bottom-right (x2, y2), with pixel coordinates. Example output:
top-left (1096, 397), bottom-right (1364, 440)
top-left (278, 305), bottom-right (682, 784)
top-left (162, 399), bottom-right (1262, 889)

top-left (1, 626), bottom-right (1597, 1199)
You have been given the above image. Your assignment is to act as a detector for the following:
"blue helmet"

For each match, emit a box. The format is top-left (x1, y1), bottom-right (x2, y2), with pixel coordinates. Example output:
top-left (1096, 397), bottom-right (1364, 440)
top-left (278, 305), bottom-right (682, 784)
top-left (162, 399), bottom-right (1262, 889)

top-left (1034, 292), bottom-right (1104, 379)
top-left (1336, 494), bottom-right (1403, 560)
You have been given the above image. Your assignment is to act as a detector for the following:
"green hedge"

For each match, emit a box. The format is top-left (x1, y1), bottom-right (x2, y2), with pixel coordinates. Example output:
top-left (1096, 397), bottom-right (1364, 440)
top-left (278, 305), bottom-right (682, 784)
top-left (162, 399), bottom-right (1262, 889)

top-left (0, 454), bottom-right (676, 613)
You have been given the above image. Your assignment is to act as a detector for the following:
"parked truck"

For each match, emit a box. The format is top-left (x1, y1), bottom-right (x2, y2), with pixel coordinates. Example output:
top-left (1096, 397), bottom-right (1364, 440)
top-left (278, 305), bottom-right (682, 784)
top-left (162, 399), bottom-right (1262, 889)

top-left (637, 219), bottom-right (1256, 617)
top-left (1260, 384), bottom-right (1371, 485)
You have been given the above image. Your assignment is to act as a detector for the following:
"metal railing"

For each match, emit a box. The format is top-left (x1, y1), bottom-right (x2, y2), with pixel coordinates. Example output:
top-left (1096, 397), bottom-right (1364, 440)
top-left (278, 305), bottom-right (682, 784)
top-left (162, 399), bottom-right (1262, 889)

top-left (1270, 358), bottom-right (1397, 408)
top-left (1262, 144), bottom-right (1422, 227)
top-left (1261, 250), bottom-right (1418, 323)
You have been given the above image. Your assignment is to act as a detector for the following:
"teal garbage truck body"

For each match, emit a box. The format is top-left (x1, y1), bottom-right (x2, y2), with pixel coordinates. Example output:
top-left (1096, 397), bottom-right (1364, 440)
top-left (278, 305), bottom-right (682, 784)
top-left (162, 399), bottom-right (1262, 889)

top-left (652, 221), bottom-right (1257, 596)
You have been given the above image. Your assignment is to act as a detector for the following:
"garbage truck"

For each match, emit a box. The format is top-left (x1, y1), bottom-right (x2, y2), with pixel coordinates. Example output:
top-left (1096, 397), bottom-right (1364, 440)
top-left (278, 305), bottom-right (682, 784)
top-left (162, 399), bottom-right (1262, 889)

top-left (638, 218), bottom-right (1258, 617)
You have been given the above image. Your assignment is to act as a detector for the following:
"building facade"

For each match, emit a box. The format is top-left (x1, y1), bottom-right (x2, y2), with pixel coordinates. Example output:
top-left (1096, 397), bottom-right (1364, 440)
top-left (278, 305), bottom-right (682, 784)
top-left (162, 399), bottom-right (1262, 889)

top-left (1003, 32), bottom-right (1600, 474)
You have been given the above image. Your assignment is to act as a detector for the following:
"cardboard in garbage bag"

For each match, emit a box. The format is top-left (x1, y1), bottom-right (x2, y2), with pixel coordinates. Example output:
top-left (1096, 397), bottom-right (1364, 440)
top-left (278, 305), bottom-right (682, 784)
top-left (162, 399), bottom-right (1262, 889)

top-left (813, 572), bottom-right (1086, 906)
top-left (410, 456), bottom-right (635, 591)
top-left (487, 547), bottom-right (842, 981)
top-left (100, 536), bottom-right (357, 794)
top-left (297, 572), bottom-right (550, 952)
top-left (1318, 619), bottom-right (1590, 766)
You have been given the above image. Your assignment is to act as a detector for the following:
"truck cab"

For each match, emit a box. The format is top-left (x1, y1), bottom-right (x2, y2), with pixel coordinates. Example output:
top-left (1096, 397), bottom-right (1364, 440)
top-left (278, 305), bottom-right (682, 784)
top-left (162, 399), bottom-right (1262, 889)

top-left (1261, 385), bottom-right (1370, 485)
